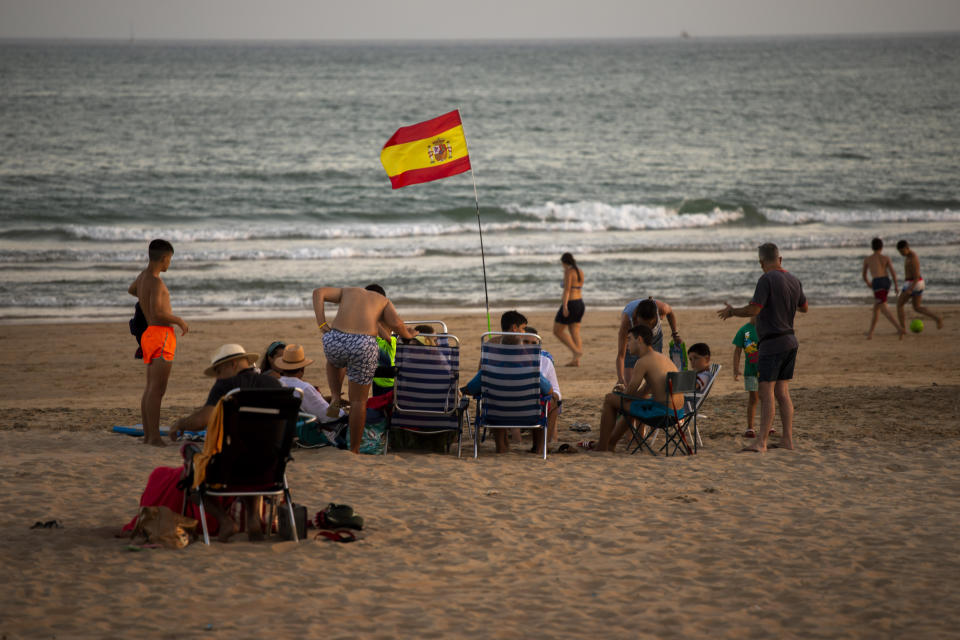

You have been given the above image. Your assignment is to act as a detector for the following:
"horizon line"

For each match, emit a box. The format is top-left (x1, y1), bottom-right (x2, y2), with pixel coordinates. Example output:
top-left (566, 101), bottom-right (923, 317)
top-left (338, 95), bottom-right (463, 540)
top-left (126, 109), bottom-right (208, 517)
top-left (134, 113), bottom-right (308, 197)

top-left (1, 30), bottom-right (959, 46)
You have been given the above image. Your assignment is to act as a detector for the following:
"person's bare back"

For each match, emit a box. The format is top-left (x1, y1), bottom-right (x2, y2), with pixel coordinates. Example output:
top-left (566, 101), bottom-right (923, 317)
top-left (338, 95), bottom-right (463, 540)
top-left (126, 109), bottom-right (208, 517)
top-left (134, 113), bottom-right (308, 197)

top-left (863, 252), bottom-right (894, 281)
top-left (332, 288), bottom-right (390, 335)
top-left (313, 286), bottom-right (414, 337)
top-left (630, 349), bottom-right (683, 408)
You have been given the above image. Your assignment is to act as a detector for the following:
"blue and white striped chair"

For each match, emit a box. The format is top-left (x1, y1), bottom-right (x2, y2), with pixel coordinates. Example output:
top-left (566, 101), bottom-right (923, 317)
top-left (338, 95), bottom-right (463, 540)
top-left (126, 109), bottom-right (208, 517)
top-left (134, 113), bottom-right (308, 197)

top-left (473, 332), bottom-right (549, 459)
top-left (387, 330), bottom-right (468, 457)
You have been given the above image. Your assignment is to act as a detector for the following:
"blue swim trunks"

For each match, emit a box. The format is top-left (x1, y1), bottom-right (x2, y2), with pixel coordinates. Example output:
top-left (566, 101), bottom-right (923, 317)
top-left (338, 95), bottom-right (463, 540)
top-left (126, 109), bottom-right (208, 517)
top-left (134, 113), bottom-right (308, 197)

top-left (322, 329), bottom-right (380, 385)
top-left (617, 396), bottom-right (684, 427)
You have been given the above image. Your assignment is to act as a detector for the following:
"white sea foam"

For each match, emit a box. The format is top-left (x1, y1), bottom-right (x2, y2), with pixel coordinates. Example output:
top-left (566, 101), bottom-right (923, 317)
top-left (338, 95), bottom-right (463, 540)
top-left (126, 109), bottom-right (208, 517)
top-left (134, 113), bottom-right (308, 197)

top-left (506, 201), bottom-right (745, 231)
top-left (760, 208), bottom-right (960, 225)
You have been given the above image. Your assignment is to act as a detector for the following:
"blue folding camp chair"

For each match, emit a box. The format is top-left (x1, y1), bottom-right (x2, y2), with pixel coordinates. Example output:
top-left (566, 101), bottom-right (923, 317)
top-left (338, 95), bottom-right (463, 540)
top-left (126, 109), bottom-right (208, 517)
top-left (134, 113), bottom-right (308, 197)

top-left (618, 370), bottom-right (698, 456)
top-left (472, 332), bottom-right (550, 459)
top-left (386, 324), bottom-right (469, 457)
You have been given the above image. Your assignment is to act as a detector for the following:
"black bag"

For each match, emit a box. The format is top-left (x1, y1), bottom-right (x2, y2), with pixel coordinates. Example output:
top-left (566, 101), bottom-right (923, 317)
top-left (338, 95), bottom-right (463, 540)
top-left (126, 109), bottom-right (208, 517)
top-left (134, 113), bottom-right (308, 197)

top-left (129, 302), bottom-right (148, 359)
top-left (278, 503), bottom-right (307, 540)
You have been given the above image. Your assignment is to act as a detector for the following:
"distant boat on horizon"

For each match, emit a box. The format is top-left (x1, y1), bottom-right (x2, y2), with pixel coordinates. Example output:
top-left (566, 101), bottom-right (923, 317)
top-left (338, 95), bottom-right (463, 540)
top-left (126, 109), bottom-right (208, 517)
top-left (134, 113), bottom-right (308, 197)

top-left (681, 31), bottom-right (691, 39)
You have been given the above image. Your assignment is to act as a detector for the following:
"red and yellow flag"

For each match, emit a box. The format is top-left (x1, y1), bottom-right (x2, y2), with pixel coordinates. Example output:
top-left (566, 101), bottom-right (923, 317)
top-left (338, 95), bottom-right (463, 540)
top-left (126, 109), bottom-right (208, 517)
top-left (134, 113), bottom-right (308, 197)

top-left (380, 110), bottom-right (471, 189)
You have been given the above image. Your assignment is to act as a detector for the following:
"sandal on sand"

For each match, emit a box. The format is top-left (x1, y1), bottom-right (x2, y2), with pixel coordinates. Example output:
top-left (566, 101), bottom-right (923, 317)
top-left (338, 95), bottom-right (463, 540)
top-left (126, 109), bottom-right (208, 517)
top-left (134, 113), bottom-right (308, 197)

top-left (315, 529), bottom-right (357, 543)
top-left (557, 443), bottom-right (578, 454)
top-left (577, 440), bottom-right (596, 450)
top-left (743, 429), bottom-right (756, 438)
top-left (768, 429), bottom-right (777, 436)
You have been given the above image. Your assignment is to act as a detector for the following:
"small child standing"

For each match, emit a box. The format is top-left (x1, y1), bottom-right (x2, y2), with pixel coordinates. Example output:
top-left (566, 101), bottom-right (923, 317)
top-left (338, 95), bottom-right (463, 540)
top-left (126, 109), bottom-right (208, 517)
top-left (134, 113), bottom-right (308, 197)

top-left (731, 317), bottom-right (762, 438)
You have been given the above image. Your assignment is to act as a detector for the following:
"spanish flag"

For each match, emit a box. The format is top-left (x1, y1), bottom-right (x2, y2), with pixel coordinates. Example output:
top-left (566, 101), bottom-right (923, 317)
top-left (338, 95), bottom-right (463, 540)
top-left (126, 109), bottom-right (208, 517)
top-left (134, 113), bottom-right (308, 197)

top-left (380, 110), bottom-right (471, 189)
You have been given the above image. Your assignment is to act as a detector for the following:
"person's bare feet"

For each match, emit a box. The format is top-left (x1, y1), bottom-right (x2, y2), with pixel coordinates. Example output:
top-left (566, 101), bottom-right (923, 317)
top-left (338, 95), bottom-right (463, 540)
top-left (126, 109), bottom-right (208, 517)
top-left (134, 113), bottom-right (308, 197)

top-left (216, 517), bottom-right (239, 542)
top-left (937, 317), bottom-right (944, 329)
top-left (246, 525), bottom-right (264, 542)
top-left (143, 436), bottom-right (167, 447)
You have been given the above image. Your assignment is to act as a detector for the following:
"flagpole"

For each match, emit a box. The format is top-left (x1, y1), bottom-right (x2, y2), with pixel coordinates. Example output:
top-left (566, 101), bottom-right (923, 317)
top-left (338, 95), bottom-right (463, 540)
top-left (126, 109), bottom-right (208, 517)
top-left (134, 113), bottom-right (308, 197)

top-left (459, 108), bottom-right (492, 332)
top-left (470, 168), bottom-right (492, 333)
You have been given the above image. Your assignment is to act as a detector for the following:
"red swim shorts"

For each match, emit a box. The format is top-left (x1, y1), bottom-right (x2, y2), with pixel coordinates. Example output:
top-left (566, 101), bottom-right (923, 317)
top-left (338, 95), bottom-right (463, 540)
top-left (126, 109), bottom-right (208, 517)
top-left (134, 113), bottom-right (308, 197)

top-left (873, 288), bottom-right (888, 303)
top-left (141, 326), bottom-right (176, 365)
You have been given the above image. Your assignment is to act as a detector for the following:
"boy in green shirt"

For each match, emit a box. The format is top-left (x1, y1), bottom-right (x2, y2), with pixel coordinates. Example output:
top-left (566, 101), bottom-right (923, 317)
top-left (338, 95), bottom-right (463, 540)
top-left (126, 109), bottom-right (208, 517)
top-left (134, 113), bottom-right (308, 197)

top-left (732, 318), bottom-right (764, 438)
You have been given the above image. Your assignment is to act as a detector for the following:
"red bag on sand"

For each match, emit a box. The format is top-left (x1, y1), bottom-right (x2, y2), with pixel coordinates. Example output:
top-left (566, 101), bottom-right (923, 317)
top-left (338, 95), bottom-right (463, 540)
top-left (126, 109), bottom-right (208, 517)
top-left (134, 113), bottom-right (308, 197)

top-left (120, 466), bottom-right (221, 535)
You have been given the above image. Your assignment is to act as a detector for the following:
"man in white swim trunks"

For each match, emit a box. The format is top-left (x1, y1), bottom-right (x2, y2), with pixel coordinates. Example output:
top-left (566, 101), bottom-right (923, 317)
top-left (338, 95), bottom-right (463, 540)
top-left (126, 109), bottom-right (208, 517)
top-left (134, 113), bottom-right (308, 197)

top-left (895, 240), bottom-right (944, 332)
top-left (313, 284), bottom-right (418, 454)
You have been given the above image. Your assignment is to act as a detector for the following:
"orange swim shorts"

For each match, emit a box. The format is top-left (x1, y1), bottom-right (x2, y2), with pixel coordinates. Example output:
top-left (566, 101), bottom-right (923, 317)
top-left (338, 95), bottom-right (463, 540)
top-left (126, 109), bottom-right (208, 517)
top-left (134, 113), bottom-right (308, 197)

top-left (141, 326), bottom-right (176, 365)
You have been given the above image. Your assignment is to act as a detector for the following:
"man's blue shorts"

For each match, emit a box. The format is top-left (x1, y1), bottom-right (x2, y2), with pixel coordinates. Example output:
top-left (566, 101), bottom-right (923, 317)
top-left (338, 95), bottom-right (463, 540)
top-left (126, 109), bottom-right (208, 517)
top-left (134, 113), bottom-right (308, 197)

top-left (757, 348), bottom-right (797, 383)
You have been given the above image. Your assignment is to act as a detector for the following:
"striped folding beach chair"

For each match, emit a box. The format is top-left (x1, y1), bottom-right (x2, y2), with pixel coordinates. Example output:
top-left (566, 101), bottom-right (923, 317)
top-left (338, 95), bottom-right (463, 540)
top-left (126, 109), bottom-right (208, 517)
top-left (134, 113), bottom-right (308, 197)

top-left (387, 328), bottom-right (469, 457)
top-left (473, 332), bottom-right (549, 459)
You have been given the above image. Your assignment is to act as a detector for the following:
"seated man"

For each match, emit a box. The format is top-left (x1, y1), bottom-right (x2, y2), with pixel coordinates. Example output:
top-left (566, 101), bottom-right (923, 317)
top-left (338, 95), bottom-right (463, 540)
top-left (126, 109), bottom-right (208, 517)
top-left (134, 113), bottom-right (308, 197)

top-left (596, 324), bottom-right (683, 452)
top-left (462, 310), bottom-right (553, 454)
top-left (169, 343), bottom-right (282, 541)
top-left (271, 343), bottom-right (345, 421)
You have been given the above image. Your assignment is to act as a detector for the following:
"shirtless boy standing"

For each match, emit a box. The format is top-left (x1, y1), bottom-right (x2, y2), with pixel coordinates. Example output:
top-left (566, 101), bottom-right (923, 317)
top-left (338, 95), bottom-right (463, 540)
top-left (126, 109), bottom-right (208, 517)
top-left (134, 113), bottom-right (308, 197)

top-left (596, 324), bottom-right (682, 452)
top-left (861, 237), bottom-right (904, 339)
top-left (896, 240), bottom-right (944, 331)
top-left (128, 239), bottom-right (189, 446)
top-left (313, 284), bottom-right (418, 453)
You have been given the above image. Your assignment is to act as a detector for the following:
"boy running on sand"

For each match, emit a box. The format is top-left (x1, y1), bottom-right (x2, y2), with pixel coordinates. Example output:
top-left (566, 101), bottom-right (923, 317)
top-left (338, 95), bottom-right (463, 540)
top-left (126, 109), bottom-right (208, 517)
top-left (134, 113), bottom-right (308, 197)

top-left (128, 239), bottom-right (189, 446)
top-left (896, 240), bottom-right (944, 331)
top-left (862, 238), bottom-right (904, 339)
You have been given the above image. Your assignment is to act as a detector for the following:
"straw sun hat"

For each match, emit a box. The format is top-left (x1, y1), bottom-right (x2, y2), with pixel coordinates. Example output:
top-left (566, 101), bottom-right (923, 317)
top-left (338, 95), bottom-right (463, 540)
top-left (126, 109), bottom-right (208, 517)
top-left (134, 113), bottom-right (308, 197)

top-left (272, 344), bottom-right (314, 371)
top-left (203, 344), bottom-right (259, 377)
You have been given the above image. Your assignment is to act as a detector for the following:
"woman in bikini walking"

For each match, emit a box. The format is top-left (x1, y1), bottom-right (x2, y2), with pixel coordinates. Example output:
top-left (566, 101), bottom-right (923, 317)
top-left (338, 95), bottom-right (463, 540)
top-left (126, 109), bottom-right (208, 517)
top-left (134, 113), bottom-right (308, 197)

top-left (552, 252), bottom-right (586, 366)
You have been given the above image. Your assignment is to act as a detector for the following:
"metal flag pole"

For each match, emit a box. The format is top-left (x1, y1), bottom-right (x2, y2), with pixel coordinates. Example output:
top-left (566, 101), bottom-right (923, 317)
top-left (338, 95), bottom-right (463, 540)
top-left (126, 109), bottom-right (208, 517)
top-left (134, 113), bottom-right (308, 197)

top-left (460, 108), bottom-right (492, 332)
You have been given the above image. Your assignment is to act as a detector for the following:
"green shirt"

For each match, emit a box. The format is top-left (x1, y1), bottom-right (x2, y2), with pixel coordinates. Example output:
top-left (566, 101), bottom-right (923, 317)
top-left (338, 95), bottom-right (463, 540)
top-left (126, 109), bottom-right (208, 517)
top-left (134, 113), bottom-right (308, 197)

top-left (732, 322), bottom-right (759, 377)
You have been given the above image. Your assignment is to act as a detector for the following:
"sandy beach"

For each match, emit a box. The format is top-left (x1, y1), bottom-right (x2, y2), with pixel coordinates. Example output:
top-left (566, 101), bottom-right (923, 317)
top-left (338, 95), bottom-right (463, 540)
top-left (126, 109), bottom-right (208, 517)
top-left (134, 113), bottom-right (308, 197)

top-left (1, 305), bottom-right (959, 638)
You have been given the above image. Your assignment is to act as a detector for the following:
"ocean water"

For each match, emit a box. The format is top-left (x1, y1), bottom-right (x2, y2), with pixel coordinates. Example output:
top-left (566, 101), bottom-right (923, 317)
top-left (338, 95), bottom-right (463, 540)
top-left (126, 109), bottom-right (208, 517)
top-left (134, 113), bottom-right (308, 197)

top-left (1, 35), bottom-right (959, 321)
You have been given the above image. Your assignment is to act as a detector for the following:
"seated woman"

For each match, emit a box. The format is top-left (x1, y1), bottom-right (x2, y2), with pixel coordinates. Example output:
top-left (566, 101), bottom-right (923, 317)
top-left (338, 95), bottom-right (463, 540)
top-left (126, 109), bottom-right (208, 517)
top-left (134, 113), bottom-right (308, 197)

top-left (258, 340), bottom-right (287, 379)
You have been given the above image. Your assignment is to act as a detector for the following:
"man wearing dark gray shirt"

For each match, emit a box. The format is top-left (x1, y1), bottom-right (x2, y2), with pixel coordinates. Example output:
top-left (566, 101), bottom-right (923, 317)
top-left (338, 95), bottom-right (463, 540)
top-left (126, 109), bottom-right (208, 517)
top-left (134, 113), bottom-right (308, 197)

top-left (718, 243), bottom-right (808, 452)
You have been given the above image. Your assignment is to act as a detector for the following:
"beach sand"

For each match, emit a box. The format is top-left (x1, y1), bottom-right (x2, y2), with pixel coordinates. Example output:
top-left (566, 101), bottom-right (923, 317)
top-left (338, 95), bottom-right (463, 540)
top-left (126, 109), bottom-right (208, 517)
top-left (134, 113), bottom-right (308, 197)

top-left (1, 306), bottom-right (959, 638)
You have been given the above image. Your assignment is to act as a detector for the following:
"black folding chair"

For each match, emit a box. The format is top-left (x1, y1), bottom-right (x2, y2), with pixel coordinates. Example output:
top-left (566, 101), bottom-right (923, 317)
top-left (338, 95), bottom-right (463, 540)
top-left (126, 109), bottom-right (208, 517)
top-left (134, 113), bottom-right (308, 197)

top-left (618, 370), bottom-right (698, 456)
top-left (184, 387), bottom-right (301, 544)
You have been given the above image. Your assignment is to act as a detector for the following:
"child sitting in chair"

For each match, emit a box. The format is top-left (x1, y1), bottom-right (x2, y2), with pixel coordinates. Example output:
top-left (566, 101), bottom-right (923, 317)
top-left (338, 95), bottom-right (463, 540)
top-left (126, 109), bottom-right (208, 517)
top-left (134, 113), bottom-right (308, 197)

top-left (686, 343), bottom-right (712, 391)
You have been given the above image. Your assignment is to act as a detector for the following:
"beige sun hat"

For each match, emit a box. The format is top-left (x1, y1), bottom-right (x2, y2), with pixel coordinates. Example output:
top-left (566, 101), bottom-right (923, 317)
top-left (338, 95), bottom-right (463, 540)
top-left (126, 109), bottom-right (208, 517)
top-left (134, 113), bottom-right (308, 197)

top-left (272, 344), bottom-right (314, 371)
top-left (203, 344), bottom-right (259, 377)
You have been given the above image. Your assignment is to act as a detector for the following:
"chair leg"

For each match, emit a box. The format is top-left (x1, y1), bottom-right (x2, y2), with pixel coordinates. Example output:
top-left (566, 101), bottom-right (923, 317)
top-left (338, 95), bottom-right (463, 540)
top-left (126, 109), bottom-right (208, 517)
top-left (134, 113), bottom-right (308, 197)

top-left (473, 411), bottom-right (479, 459)
top-left (283, 488), bottom-right (299, 542)
top-left (197, 497), bottom-right (211, 546)
top-left (542, 426), bottom-right (547, 460)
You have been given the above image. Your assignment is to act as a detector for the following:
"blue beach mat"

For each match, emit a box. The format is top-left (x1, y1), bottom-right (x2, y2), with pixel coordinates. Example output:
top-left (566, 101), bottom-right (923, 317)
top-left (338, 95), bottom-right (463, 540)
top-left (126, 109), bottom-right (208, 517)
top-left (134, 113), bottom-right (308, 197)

top-left (111, 425), bottom-right (206, 441)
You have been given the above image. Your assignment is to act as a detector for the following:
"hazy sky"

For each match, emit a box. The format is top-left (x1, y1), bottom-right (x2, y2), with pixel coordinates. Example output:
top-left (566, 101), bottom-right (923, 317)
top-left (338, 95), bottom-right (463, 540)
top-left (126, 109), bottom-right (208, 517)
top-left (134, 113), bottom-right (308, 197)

top-left (1, 0), bottom-right (959, 40)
